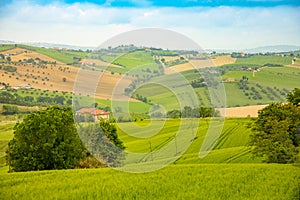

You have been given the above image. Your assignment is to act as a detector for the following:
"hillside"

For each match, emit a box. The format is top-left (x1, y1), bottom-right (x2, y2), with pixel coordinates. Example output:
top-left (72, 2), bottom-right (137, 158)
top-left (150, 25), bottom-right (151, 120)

top-left (0, 46), bottom-right (139, 103)
top-left (1, 44), bottom-right (299, 115)
top-left (117, 118), bottom-right (261, 165)
top-left (0, 116), bottom-right (299, 199)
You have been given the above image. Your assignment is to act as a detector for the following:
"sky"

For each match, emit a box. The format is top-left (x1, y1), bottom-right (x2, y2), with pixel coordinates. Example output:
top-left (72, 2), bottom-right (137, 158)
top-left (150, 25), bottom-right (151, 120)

top-left (0, 0), bottom-right (299, 50)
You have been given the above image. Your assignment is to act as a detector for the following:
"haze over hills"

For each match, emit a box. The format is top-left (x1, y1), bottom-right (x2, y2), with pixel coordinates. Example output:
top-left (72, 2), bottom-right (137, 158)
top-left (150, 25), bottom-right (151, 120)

top-left (0, 40), bottom-right (95, 51)
top-left (207, 45), bottom-right (300, 54)
top-left (1, 40), bottom-right (300, 53)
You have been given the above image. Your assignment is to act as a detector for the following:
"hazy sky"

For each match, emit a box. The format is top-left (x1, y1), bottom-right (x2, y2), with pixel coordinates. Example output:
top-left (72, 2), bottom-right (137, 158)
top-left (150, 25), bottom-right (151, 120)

top-left (0, 0), bottom-right (299, 50)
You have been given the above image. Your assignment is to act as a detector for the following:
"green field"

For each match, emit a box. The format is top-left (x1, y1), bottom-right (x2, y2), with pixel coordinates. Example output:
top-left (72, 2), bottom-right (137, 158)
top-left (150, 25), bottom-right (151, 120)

top-left (101, 50), bottom-right (162, 76)
top-left (18, 44), bottom-right (88, 64)
top-left (0, 119), bottom-right (14, 167)
top-left (0, 44), bottom-right (15, 52)
top-left (113, 51), bottom-right (155, 69)
top-left (1, 47), bottom-right (300, 199)
top-left (0, 164), bottom-right (299, 200)
top-left (0, 89), bottom-right (151, 114)
top-left (117, 118), bottom-right (262, 164)
top-left (0, 117), bottom-right (299, 199)
top-left (133, 66), bottom-right (300, 108)
top-left (235, 55), bottom-right (293, 65)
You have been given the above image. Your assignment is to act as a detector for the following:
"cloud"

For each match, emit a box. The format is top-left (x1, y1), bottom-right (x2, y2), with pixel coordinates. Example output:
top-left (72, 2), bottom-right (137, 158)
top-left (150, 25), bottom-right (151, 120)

top-left (0, 1), bottom-right (299, 49)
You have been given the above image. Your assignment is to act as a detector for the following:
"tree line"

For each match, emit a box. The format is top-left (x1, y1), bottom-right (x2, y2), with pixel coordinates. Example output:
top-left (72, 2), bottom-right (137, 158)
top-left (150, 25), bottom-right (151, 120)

top-left (165, 106), bottom-right (220, 118)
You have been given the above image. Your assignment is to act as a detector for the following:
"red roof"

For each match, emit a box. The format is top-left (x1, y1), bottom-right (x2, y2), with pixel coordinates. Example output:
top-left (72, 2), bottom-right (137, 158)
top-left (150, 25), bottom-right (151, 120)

top-left (76, 108), bottom-right (110, 115)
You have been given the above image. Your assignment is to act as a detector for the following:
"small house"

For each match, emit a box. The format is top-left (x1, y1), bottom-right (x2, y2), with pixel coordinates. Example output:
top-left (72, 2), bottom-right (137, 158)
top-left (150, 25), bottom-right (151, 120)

top-left (18, 84), bottom-right (31, 89)
top-left (76, 108), bottom-right (110, 122)
top-left (226, 78), bottom-right (235, 82)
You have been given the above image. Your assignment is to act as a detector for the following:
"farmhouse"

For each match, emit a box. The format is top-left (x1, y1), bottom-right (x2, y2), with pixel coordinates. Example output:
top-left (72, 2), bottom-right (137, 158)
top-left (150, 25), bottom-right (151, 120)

top-left (226, 78), bottom-right (235, 82)
top-left (76, 108), bottom-right (110, 122)
top-left (18, 84), bottom-right (31, 89)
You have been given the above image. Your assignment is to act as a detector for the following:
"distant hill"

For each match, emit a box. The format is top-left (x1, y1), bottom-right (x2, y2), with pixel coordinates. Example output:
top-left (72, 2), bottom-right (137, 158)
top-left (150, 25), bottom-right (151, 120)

top-left (1, 40), bottom-right (300, 53)
top-left (242, 45), bottom-right (300, 53)
top-left (207, 45), bottom-right (300, 54)
top-left (0, 40), bottom-right (95, 51)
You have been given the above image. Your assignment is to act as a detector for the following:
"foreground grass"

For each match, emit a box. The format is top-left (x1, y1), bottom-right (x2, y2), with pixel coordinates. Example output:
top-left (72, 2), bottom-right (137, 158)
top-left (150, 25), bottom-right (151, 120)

top-left (0, 164), bottom-right (299, 200)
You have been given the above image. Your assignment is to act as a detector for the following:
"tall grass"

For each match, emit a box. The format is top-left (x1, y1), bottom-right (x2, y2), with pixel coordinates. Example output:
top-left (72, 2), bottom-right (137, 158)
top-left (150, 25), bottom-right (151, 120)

top-left (0, 164), bottom-right (299, 200)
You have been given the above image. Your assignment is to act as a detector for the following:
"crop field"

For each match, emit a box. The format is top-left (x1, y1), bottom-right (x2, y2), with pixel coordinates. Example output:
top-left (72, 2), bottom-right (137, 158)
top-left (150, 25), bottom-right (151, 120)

top-left (117, 118), bottom-right (263, 164)
top-left (101, 50), bottom-right (162, 77)
top-left (188, 55), bottom-right (237, 69)
top-left (94, 99), bottom-right (151, 114)
top-left (1, 117), bottom-right (299, 199)
top-left (111, 51), bottom-right (156, 69)
top-left (0, 62), bottom-right (79, 92)
top-left (0, 164), bottom-right (299, 199)
top-left (2, 46), bottom-right (298, 111)
top-left (0, 48), bottom-right (65, 64)
top-left (0, 44), bottom-right (15, 52)
top-left (223, 105), bottom-right (267, 117)
top-left (0, 53), bottom-right (136, 102)
top-left (212, 55), bottom-right (237, 66)
top-left (134, 66), bottom-right (300, 109)
top-left (0, 114), bottom-right (15, 167)
top-left (17, 45), bottom-right (88, 65)
top-left (82, 58), bottom-right (122, 68)
top-left (0, 117), bottom-right (299, 199)
top-left (235, 55), bottom-right (293, 65)
top-left (223, 66), bottom-right (300, 88)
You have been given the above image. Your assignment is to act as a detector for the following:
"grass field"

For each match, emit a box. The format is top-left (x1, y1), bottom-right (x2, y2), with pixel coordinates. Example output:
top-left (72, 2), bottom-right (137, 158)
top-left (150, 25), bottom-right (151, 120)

top-left (17, 45), bottom-right (87, 64)
top-left (133, 66), bottom-right (300, 108)
top-left (235, 55), bottom-right (293, 65)
top-left (0, 117), bottom-right (299, 199)
top-left (0, 114), bottom-right (15, 167)
top-left (0, 164), bottom-right (298, 200)
top-left (0, 44), bottom-right (15, 52)
top-left (101, 50), bottom-right (162, 77)
top-left (117, 118), bottom-right (263, 164)
top-left (113, 51), bottom-right (155, 69)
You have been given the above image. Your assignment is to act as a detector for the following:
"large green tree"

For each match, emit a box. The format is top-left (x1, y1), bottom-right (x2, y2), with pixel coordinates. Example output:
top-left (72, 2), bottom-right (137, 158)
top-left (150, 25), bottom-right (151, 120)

top-left (8, 106), bottom-right (85, 171)
top-left (250, 88), bottom-right (300, 163)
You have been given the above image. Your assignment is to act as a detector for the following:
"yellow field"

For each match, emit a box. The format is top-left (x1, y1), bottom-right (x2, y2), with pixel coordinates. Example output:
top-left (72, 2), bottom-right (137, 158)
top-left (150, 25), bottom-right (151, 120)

top-left (222, 105), bottom-right (267, 117)
top-left (0, 48), bottom-right (136, 101)
top-left (1, 48), bottom-right (64, 65)
top-left (212, 55), bottom-right (236, 66)
top-left (160, 56), bottom-right (180, 62)
top-left (167, 55), bottom-right (236, 73)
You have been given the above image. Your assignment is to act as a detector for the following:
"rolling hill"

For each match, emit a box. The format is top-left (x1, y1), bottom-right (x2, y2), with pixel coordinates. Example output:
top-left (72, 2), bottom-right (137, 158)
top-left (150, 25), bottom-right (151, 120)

top-left (0, 116), bottom-right (299, 199)
top-left (1, 44), bottom-right (299, 115)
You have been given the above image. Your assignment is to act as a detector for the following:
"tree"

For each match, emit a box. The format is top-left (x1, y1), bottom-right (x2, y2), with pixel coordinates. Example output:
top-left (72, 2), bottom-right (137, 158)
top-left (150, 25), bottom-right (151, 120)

top-left (6, 56), bottom-right (11, 62)
top-left (53, 95), bottom-right (65, 105)
top-left (287, 88), bottom-right (300, 106)
top-left (78, 120), bottom-right (125, 167)
top-left (2, 105), bottom-right (19, 115)
top-left (62, 77), bottom-right (67, 82)
top-left (250, 88), bottom-right (300, 163)
top-left (8, 106), bottom-right (85, 171)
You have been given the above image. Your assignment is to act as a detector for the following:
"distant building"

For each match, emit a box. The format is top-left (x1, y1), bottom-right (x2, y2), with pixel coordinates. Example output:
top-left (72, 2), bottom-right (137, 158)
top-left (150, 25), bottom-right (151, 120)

top-left (226, 78), bottom-right (235, 82)
top-left (18, 84), bottom-right (31, 89)
top-left (76, 108), bottom-right (110, 122)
